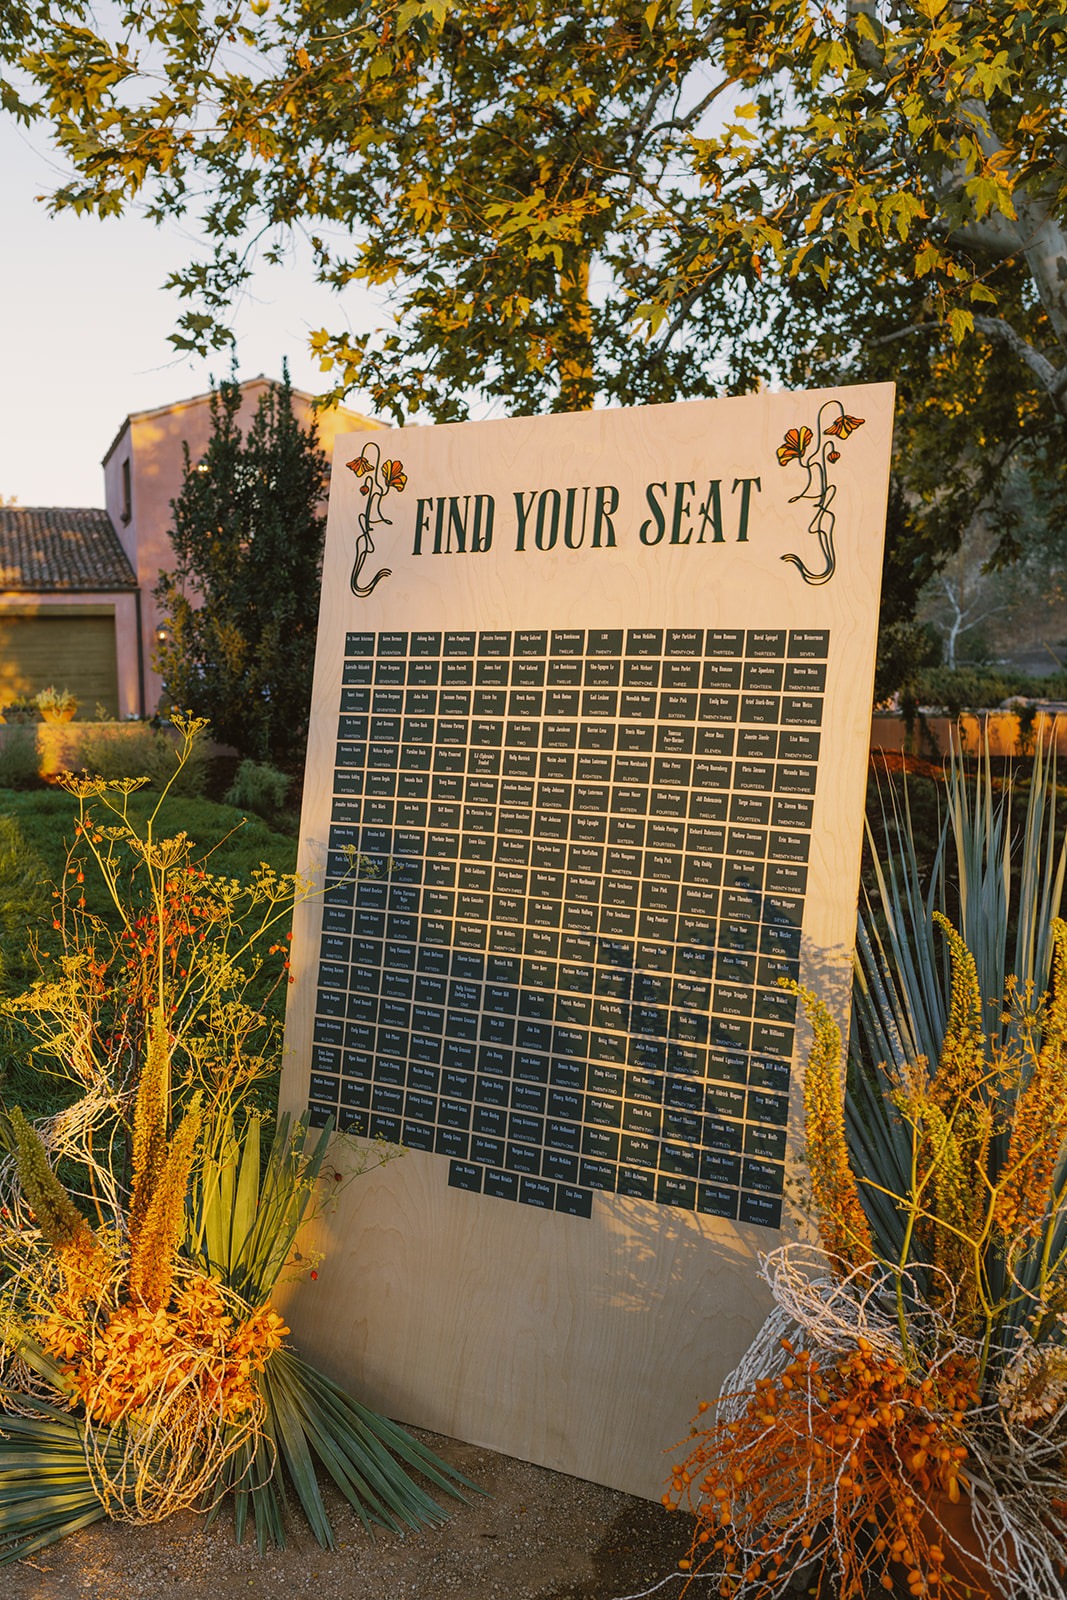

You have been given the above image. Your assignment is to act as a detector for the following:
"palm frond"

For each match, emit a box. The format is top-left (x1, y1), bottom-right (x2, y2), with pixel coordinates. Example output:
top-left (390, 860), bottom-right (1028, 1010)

top-left (189, 1113), bottom-right (479, 1548)
top-left (0, 1396), bottom-right (118, 1565)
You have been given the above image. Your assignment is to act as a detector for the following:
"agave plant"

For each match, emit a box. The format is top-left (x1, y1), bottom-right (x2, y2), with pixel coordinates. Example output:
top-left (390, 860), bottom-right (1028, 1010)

top-left (670, 744), bottom-right (1067, 1600)
top-left (852, 740), bottom-right (1066, 1079)
top-left (848, 741), bottom-right (1067, 1359)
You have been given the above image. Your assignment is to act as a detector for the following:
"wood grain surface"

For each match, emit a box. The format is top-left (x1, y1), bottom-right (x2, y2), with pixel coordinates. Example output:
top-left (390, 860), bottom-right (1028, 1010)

top-left (278, 384), bottom-right (894, 1499)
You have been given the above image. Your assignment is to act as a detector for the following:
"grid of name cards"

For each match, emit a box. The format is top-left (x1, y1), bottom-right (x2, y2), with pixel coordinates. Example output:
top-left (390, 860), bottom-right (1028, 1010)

top-left (309, 624), bottom-right (829, 1229)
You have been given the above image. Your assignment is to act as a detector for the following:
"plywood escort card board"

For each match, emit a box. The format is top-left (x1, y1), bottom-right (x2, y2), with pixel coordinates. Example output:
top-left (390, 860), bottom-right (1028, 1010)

top-left (279, 383), bottom-right (894, 1499)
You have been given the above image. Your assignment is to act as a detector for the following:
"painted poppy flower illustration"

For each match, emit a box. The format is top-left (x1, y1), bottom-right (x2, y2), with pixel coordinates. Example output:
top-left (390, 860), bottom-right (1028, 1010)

top-left (776, 425), bottom-right (813, 467)
top-left (777, 400), bottom-right (867, 586)
top-left (824, 413), bottom-right (865, 440)
top-left (347, 442), bottom-right (408, 597)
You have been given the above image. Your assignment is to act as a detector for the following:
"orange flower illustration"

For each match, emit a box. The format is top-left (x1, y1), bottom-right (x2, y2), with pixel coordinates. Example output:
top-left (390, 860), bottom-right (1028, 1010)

top-left (825, 413), bottom-right (865, 439)
top-left (778, 400), bottom-right (865, 585)
top-left (776, 425), bottom-right (813, 466)
top-left (348, 442), bottom-right (407, 597)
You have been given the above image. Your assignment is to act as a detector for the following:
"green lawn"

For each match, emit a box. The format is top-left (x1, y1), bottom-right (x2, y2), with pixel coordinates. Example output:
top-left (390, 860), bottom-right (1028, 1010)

top-left (0, 786), bottom-right (297, 892)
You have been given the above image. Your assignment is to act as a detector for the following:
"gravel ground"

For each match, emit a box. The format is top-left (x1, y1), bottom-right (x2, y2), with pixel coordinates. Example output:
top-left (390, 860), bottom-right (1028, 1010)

top-left (4, 1431), bottom-right (696, 1600)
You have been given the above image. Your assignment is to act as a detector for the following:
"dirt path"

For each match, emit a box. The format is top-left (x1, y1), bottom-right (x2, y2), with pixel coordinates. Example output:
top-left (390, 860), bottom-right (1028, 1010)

top-left (5, 1431), bottom-right (695, 1600)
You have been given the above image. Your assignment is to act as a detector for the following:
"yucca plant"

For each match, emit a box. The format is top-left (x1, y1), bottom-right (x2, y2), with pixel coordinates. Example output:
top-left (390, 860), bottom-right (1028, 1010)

top-left (852, 740), bottom-right (1066, 1084)
top-left (848, 742), bottom-right (1067, 1363)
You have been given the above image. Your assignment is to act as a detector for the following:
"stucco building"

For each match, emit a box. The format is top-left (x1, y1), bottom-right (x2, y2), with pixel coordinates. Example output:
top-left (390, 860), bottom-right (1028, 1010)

top-left (0, 378), bottom-right (381, 718)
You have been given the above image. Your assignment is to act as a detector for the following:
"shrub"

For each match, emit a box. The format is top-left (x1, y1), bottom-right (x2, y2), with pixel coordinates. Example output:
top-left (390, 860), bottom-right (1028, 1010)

top-left (70, 721), bottom-right (208, 796)
top-left (0, 699), bottom-right (39, 725)
top-left (873, 618), bottom-right (941, 706)
top-left (0, 728), bottom-right (39, 789)
top-left (224, 759), bottom-right (291, 821)
top-left (912, 664), bottom-right (1067, 712)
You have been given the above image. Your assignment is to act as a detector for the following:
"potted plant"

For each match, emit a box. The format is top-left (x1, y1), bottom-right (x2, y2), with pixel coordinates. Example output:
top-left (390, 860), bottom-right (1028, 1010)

top-left (35, 685), bottom-right (78, 722)
top-left (2, 696), bottom-right (40, 724)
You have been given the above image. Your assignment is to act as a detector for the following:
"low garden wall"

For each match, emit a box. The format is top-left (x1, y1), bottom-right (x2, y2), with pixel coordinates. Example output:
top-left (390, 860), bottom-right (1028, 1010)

top-left (871, 705), bottom-right (1067, 758)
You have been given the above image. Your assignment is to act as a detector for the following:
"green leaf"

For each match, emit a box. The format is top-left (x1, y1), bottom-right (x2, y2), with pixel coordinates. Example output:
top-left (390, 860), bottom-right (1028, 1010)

top-left (0, 1398), bottom-right (125, 1565)
top-left (947, 306), bottom-right (974, 343)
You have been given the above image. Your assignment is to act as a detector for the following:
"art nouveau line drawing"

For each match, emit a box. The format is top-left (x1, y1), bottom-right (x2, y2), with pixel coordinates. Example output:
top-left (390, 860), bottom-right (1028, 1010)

top-left (346, 443), bottom-right (407, 597)
top-left (777, 402), bottom-right (865, 586)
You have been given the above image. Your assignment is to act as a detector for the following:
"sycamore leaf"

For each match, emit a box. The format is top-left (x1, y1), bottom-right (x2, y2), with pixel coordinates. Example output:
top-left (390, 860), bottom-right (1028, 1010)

top-left (947, 307), bottom-right (974, 344)
top-left (914, 243), bottom-right (942, 276)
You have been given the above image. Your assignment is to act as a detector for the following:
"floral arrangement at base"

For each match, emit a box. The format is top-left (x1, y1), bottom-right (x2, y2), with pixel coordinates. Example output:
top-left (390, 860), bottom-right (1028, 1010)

top-left (2, 1087), bottom-right (283, 1527)
top-left (668, 751), bottom-right (1067, 1600)
top-left (0, 718), bottom-right (473, 1560)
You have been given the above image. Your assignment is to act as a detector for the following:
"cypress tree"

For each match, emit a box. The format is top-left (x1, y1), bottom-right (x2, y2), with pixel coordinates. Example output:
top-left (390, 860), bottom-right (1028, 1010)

top-left (155, 367), bottom-right (328, 764)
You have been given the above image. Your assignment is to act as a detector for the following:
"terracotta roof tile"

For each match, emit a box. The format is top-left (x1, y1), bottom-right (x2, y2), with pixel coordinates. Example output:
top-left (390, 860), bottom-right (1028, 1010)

top-left (0, 507), bottom-right (138, 592)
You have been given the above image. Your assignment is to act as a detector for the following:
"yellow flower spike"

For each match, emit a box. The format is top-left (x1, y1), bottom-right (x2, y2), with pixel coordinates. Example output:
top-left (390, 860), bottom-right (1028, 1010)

top-left (127, 1094), bottom-right (203, 1311)
top-left (787, 982), bottom-right (874, 1274)
top-left (994, 919), bottom-right (1067, 1244)
top-left (930, 913), bottom-right (986, 1113)
top-left (127, 1009), bottom-right (171, 1250)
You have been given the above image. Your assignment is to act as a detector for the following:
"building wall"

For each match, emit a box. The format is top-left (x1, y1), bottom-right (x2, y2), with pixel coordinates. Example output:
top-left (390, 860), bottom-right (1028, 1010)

top-left (0, 591), bottom-right (141, 719)
top-left (104, 380), bottom-right (383, 715)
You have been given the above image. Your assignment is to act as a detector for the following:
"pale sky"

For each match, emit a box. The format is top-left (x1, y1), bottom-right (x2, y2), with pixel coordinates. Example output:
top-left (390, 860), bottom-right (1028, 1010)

top-left (0, 117), bottom-right (385, 509)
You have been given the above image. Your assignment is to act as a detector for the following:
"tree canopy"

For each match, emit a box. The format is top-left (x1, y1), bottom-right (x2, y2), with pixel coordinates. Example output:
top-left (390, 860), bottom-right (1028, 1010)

top-left (6, 1), bottom-right (1067, 574)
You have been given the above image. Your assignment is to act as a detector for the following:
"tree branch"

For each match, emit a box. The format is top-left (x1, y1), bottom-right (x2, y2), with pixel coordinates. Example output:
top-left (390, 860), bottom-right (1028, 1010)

top-left (944, 216), bottom-right (1022, 259)
top-left (645, 76), bottom-right (736, 142)
top-left (971, 316), bottom-right (1067, 409)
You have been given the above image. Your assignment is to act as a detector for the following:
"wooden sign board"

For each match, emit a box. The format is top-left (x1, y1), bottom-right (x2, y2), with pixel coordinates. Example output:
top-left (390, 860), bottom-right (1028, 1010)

top-left (279, 383), bottom-right (894, 1499)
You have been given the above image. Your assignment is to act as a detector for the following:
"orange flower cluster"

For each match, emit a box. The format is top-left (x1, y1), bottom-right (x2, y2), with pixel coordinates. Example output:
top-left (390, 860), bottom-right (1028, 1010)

top-left (38, 1274), bottom-right (287, 1429)
top-left (667, 1337), bottom-right (980, 1600)
top-left (115, 866), bottom-right (228, 1010)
